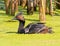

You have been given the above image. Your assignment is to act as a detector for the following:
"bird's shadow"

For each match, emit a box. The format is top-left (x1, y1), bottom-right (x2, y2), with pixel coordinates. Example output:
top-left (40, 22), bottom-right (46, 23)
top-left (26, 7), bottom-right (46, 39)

top-left (6, 32), bottom-right (17, 34)
top-left (6, 32), bottom-right (26, 34)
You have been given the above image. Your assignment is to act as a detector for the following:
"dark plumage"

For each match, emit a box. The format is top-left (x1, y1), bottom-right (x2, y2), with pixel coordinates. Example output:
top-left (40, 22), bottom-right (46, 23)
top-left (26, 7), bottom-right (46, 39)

top-left (23, 23), bottom-right (53, 34)
top-left (13, 12), bottom-right (53, 34)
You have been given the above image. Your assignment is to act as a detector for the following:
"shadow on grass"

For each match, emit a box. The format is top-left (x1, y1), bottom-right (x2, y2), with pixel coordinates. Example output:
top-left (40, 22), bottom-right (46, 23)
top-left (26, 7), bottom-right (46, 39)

top-left (0, 12), bottom-right (14, 16)
top-left (6, 32), bottom-right (25, 34)
top-left (6, 32), bottom-right (37, 34)
top-left (5, 20), bottom-right (17, 22)
top-left (54, 9), bottom-right (60, 16)
top-left (54, 13), bottom-right (60, 16)
top-left (0, 12), bottom-right (6, 15)
top-left (0, 12), bottom-right (13, 17)
top-left (6, 32), bottom-right (17, 34)
top-left (25, 18), bottom-right (39, 21)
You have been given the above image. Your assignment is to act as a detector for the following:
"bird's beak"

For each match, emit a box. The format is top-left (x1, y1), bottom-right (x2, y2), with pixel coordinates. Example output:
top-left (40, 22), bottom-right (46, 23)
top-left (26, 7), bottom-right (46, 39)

top-left (12, 17), bottom-right (17, 20)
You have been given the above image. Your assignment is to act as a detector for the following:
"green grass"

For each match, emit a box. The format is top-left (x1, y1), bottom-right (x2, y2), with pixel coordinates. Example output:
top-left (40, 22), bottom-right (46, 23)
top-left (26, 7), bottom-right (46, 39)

top-left (0, 9), bottom-right (60, 46)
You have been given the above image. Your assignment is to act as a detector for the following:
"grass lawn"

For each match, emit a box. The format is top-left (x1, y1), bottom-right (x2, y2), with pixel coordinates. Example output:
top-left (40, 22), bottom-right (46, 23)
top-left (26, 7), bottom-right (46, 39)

top-left (0, 9), bottom-right (60, 46)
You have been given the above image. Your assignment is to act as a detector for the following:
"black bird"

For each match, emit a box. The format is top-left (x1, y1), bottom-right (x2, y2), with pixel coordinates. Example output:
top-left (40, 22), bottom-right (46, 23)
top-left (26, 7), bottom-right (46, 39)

top-left (12, 12), bottom-right (53, 34)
